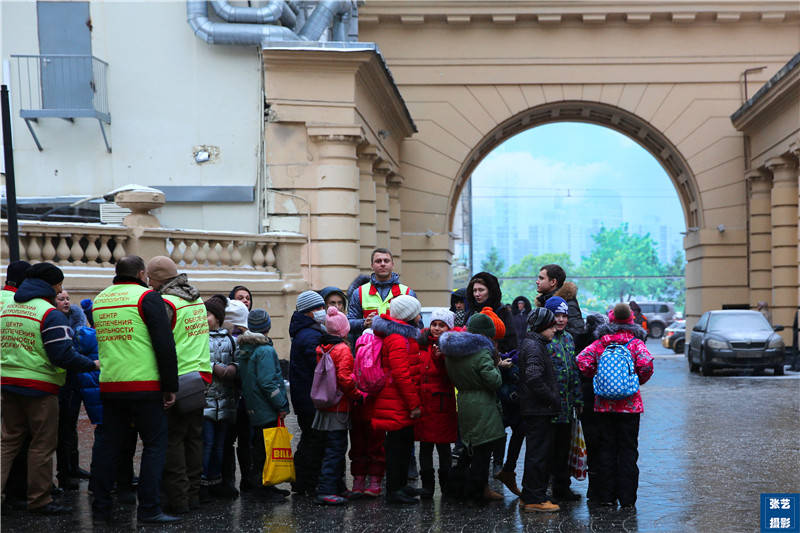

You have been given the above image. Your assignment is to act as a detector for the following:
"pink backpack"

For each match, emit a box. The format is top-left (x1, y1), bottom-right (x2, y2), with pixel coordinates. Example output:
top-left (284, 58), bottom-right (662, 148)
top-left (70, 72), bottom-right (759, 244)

top-left (354, 330), bottom-right (387, 395)
top-left (311, 348), bottom-right (343, 409)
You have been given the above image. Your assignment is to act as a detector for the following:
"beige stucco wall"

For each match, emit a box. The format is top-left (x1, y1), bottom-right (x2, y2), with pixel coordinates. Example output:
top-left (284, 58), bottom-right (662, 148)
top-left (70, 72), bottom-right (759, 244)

top-left (0, 1), bottom-right (262, 233)
top-left (359, 2), bottom-right (800, 329)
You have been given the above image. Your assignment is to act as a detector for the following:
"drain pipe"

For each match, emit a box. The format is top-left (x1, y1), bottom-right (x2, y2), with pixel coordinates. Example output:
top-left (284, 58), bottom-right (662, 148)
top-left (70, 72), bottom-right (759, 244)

top-left (188, 0), bottom-right (300, 45)
top-left (210, 0), bottom-right (297, 29)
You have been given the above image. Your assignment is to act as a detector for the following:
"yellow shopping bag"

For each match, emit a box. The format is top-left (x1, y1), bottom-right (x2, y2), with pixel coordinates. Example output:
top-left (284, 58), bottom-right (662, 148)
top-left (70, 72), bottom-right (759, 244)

top-left (262, 419), bottom-right (296, 486)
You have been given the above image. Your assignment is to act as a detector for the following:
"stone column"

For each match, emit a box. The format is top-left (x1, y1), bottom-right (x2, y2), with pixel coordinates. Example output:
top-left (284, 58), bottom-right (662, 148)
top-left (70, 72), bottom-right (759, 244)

top-left (747, 169), bottom-right (773, 307)
top-left (357, 145), bottom-right (378, 268)
top-left (766, 155), bottom-right (799, 338)
top-left (388, 174), bottom-right (403, 274)
top-left (374, 161), bottom-right (392, 250)
top-left (307, 126), bottom-right (363, 289)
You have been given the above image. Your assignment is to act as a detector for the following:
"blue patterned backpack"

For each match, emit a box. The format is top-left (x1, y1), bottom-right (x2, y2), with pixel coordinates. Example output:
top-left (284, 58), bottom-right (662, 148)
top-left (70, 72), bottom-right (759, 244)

top-left (593, 339), bottom-right (639, 399)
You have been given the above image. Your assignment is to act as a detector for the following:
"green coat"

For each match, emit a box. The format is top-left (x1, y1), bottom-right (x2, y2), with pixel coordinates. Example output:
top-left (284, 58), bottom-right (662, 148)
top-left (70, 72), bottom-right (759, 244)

top-left (440, 331), bottom-right (505, 447)
top-left (237, 331), bottom-right (289, 427)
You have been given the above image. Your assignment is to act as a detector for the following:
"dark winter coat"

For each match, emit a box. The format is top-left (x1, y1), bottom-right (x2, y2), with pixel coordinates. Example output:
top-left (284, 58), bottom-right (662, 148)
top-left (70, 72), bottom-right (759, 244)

top-left (511, 296), bottom-right (532, 344)
top-left (441, 331), bottom-right (504, 447)
top-left (370, 315), bottom-right (422, 432)
top-left (205, 328), bottom-right (238, 423)
top-left (315, 334), bottom-right (360, 414)
top-left (518, 332), bottom-right (560, 417)
top-left (465, 272), bottom-right (518, 354)
top-left (75, 326), bottom-right (102, 425)
top-left (414, 329), bottom-right (458, 444)
top-left (346, 272), bottom-right (418, 336)
top-left (536, 281), bottom-right (588, 351)
top-left (576, 322), bottom-right (654, 414)
top-left (238, 331), bottom-right (289, 427)
top-left (547, 329), bottom-right (583, 423)
top-left (288, 311), bottom-right (324, 419)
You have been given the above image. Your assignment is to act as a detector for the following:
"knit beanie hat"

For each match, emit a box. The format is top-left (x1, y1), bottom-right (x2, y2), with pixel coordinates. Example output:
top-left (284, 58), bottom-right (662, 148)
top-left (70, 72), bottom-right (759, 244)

top-left (296, 290), bottom-right (325, 313)
top-left (248, 308), bottom-right (271, 334)
top-left (544, 296), bottom-right (569, 316)
top-left (467, 312), bottom-right (496, 339)
top-left (225, 299), bottom-right (249, 328)
top-left (204, 296), bottom-right (226, 326)
top-left (527, 307), bottom-right (556, 333)
top-left (325, 306), bottom-right (350, 338)
top-left (389, 295), bottom-right (421, 322)
top-left (610, 303), bottom-right (634, 325)
top-left (146, 256), bottom-right (178, 282)
top-left (26, 262), bottom-right (64, 286)
top-left (5, 260), bottom-right (31, 286)
top-left (480, 307), bottom-right (506, 340)
top-left (430, 308), bottom-right (455, 330)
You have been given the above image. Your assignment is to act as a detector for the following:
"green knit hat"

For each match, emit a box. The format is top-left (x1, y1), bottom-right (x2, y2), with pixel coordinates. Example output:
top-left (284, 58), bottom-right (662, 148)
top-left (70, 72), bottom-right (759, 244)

top-left (467, 312), bottom-right (496, 339)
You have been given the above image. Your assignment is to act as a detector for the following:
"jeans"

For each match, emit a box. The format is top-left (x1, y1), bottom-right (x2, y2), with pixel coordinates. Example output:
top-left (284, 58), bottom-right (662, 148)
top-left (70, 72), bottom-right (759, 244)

top-left (292, 411), bottom-right (325, 493)
top-left (521, 415), bottom-right (554, 504)
top-left (384, 425), bottom-right (414, 493)
top-left (548, 422), bottom-right (572, 493)
top-left (91, 397), bottom-right (168, 518)
top-left (594, 412), bottom-right (640, 505)
top-left (203, 419), bottom-right (230, 483)
top-left (317, 430), bottom-right (348, 495)
top-left (502, 423), bottom-right (525, 473)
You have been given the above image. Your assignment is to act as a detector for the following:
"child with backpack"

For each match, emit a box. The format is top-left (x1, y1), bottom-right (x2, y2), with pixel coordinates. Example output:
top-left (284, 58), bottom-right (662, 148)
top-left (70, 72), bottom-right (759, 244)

top-left (415, 308), bottom-right (458, 499)
top-left (312, 307), bottom-right (361, 505)
top-left (576, 303), bottom-right (653, 508)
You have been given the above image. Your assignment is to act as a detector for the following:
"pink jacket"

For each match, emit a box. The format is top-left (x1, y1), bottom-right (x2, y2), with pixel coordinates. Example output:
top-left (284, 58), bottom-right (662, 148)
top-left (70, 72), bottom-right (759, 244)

top-left (576, 324), bottom-right (654, 413)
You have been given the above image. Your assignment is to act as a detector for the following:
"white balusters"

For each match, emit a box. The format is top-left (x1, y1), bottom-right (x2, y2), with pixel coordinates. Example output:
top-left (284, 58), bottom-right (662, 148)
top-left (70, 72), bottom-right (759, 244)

top-left (98, 236), bottom-right (112, 266)
top-left (85, 235), bottom-right (99, 265)
top-left (231, 241), bottom-right (243, 267)
top-left (70, 236), bottom-right (85, 264)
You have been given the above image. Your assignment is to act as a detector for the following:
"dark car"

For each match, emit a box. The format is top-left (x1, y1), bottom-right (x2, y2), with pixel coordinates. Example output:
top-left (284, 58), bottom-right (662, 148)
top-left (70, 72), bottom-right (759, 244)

top-left (662, 320), bottom-right (685, 353)
top-left (687, 310), bottom-right (785, 376)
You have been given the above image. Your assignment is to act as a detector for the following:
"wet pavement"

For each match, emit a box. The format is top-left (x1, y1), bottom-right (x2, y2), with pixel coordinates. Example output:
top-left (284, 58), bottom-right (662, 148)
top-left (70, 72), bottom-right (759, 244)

top-left (2, 340), bottom-right (798, 532)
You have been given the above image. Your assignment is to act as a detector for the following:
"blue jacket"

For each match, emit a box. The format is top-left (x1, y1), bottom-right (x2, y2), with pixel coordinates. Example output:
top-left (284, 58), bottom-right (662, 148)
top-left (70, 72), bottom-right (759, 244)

top-left (74, 326), bottom-right (102, 424)
top-left (288, 311), bottom-right (324, 419)
top-left (346, 272), bottom-right (417, 335)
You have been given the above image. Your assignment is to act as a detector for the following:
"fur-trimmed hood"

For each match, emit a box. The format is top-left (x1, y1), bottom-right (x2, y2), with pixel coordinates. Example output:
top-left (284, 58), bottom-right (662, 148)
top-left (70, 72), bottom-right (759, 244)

top-left (536, 281), bottom-right (578, 307)
top-left (594, 321), bottom-right (648, 342)
top-left (372, 315), bottom-right (419, 339)
top-left (236, 330), bottom-right (272, 347)
top-left (439, 331), bottom-right (495, 359)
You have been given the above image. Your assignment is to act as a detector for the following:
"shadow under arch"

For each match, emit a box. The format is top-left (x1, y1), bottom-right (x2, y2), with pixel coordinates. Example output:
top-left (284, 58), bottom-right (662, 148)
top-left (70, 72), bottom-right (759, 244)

top-left (448, 100), bottom-right (702, 232)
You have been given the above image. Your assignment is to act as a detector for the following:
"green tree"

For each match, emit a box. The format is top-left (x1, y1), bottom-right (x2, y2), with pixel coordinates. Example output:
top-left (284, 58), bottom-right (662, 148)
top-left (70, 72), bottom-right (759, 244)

top-left (660, 250), bottom-right (686, 312)
top-left (577, 224), bottom-right (683, 307)
top-left (480, 246), bottom-right (505, 274)
top-left (501, 252), bottom-right (574, 305)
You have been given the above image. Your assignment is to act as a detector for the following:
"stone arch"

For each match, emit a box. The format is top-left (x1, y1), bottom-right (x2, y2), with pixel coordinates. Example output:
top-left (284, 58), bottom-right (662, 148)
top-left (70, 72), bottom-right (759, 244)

top-left (448, 100), bottom-right (701, 233)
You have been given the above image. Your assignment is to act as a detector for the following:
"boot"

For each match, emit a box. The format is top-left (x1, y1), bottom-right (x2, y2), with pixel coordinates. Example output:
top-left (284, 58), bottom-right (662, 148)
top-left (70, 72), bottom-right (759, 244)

top-left (438, 468), bottom-right (450, 497)
top-left (351, 475), bottom-right (366, 497)
top-left (419, 470), bottom-right (435, 499)
top-left (523, 500), bottom-right (560, 513)
top-left (493, 470), bottom-right (521, 497)
top-left (483, 485), bottom-right (503, 501)
top-left (364, 475), bottom-right (382, 497)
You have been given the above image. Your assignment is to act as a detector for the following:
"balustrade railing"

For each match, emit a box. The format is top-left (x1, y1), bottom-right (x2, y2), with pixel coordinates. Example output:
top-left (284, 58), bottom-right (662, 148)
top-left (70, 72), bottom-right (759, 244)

top-left (1, 221), bottom-right (305, 276)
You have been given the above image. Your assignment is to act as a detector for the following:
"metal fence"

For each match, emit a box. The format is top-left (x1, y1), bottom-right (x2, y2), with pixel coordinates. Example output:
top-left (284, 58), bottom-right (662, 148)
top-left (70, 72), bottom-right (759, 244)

top-left (9, 54), bottom-right (110, 122)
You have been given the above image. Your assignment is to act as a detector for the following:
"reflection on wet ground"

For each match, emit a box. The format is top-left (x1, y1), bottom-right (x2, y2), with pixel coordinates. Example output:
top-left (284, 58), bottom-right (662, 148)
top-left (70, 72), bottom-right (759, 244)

top-left (2, 340), bottom-right (798, 532)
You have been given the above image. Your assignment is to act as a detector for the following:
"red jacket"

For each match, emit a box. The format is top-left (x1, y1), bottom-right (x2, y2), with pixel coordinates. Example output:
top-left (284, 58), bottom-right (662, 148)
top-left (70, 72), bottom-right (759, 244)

top-left (414, 330), bottom-right (458, 443)
top-left (315, 341), bottom-right (360, 413)
top-left (370, 315), bottom-right (421, 432)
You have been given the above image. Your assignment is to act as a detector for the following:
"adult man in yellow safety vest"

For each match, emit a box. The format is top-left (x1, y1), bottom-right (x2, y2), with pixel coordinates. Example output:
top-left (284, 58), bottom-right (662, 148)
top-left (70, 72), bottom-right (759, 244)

top-left (0, 262), bottom-right (99, 515)
top-left (146, 256), bottom-right (211, 514)
top-left (90, 255), bottom-right (181, 525)
top-left (347, 247), bottom-right (417, 336)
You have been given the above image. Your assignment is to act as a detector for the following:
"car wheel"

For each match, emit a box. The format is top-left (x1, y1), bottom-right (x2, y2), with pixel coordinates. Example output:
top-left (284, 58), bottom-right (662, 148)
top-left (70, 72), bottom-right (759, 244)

top-left (700, 349), bottom-right (713, 376)
top-left (648, 323), bottom-right (664, 338)
top-left (674, 339), bottom-right (685, 354)
top-left (774, 365), bottom-right (785, 376)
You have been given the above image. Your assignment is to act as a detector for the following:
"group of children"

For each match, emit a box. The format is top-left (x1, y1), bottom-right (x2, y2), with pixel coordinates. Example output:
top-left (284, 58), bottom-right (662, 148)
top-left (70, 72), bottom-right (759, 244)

top-left (206, 280), bottom-right (654, 512)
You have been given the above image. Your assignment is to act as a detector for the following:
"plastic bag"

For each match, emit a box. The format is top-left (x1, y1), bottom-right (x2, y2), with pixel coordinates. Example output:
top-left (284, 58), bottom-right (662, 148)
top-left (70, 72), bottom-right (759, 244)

top-left (261, 419), bottom-right (296, 486)
top-left (569, 419), bottom-right (588, 481)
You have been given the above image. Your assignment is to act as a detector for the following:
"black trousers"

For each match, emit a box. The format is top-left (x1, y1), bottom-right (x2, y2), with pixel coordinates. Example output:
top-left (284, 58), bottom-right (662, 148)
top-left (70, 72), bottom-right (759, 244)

top-left (419, 441), bottom-right (451, 474)
top-left (521, 415), bottom-right (554, 504)
top-left (502, 423), bottom-right (525, 473)
top-left (56, 381), bottom-right (82, 481)
top-left (292, 411), bottom-right (325, 494)
top-left (580, 382), bottom-right (600, 498)
top-left (548, 422), bottom-right (572, 493)
top-left (468, 439), bottom-right (499, 500)
top-left (384, 426), bottom-right (414, 493)
top-left (594, 412), bottom-right (640, 506)
top-left (222, 399), bottom-right (252, 489)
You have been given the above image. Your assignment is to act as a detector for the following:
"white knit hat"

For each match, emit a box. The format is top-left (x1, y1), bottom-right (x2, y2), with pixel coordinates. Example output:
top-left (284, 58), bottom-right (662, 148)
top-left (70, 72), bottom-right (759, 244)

top-left (430, 308), bottom-right (455, 330)
top-left (389, 295), bottom-right (421, 322)
top-left (225, 299), bottom-right (249, 328)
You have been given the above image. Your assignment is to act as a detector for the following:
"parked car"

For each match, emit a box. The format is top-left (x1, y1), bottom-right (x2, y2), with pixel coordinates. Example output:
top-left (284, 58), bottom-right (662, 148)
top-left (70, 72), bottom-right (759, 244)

top-left (687, 310), bottom-right (785, 376)
top-left (662, 320), bottom-right (686, 353)
top-left (637, 301), bottom-right (677, 339)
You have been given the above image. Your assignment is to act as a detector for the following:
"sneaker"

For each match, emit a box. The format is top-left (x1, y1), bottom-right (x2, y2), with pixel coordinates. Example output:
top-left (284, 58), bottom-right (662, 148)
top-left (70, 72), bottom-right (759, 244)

top-left (523, 501), bottom-right (560, 513)
top-left (493, 471), bottom-right (521, 496)
top-left (316, 494), bottom-right (346, 506)
top-left (364, 475), bottom-right (382, 497)
top-left (351, 475), bottom-right (366, 496)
